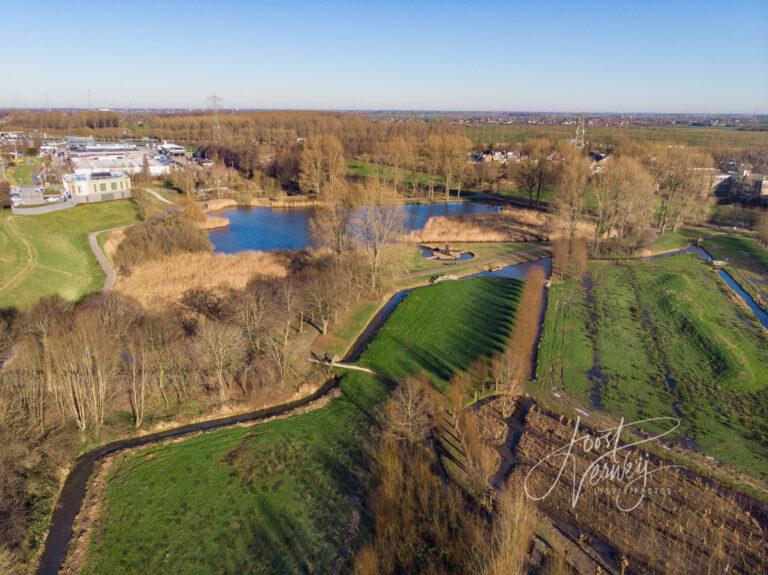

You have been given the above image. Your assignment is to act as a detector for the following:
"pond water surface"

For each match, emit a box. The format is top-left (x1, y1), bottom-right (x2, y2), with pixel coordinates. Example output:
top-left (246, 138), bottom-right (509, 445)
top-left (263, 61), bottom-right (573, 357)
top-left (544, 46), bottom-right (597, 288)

top-left (209, 201), bottom-right (500, 253)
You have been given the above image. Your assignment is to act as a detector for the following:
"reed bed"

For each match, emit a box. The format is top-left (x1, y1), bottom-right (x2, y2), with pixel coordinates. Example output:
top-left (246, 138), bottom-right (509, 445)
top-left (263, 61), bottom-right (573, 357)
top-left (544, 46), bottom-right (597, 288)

top-left (117, 251), bottom-right (288, 308)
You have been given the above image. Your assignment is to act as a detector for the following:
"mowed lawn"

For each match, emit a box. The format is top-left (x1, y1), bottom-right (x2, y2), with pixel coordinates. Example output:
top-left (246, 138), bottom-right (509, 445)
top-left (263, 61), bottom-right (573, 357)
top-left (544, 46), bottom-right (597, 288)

top-left (536, 255), bottom-right (768, 480)
top-left (0, 201), bottom-right (137, 310)
top-left (82, 276), bottom-right (523, 575)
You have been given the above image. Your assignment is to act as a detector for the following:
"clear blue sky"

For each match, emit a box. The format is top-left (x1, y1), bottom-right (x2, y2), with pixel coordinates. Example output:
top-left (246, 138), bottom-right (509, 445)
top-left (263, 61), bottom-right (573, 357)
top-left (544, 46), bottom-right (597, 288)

top-left (3, 0), bottom-right (766, 112)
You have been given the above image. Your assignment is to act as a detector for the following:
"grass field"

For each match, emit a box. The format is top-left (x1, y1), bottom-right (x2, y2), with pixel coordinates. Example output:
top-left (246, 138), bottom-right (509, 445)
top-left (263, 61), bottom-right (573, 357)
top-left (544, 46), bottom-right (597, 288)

top-left (535, 255), bottom-right (768, 480)
top-left (460, 124), bottom-right (768, 148)
top-left (0, 201), bottom-right (137, 310)
top-left (387, 241), bottom-right (531, 275)
top-left (4, 157), bottom-right (41, 185)
top-left (82, 276), bottom-right (522, 574)
top-left (347, 158), bottom-right (435, 187)
top-left (702, 234), bottom-right (768, 307)
top-left (702, 235), bottom-right (768, 274)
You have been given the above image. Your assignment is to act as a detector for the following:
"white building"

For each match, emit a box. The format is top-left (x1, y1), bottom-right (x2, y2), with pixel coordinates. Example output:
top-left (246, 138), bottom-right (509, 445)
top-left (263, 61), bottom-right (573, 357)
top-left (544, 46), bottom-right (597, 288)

top-left (62, 172), bottom-right (132, 203)
top-left (158, 142), bottom-right (187, 157)
top-left (70, 153), bottom-right (172, 177)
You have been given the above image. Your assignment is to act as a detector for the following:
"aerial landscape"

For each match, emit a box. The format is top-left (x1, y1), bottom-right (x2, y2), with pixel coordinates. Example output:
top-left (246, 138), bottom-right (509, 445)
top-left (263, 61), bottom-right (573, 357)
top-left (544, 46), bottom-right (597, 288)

top-left (0, 1), bottom-right (767, 574)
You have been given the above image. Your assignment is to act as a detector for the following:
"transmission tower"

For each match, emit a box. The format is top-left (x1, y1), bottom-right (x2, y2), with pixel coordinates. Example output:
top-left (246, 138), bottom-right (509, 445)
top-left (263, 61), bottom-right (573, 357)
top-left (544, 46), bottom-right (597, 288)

top-left (575, 114), bottom-right (586, 148)
top-left (206, 95), bottom-right (223, 143)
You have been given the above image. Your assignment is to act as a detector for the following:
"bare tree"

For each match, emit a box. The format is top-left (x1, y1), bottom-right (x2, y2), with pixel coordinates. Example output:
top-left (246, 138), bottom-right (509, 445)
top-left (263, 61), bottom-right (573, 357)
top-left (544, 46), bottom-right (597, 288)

top-left (353, 180), bottom-right (406, 291)
top-left (304, 265), bottom-right (344, 335)
top-left (231, 288), bottom-right (272, 354)
top-left (378, 137), bottom-right (411, 193)
top-left (50, 311), bottom-right (118, 431)
top-left (124, 337), bottom-right (148, 428)
top-left (194, 321), bottom-right (246, 402)
top-left (0, 338), bottom-right (47, 434)
top-left (383, 376), bottom-right (433, 444)
top-left (309, 181), bottom-right (356, 260)
top-left (298, 134), bottom-right (346, 197)
top-left (553, 144), bottom-right (590, 238)
top-left (756, 212), bottom-right (768, 248)
top-left (440, 134), bottom-right (472, 199)
top-left (514, 138), bottom-right (555, 206)
top-left (423, 135), bottom-right (442, 199)
top-left (484, 480), bottom-right (536, 575)
top-left (593, 156), bottom-right (656, 249)
top-left (652, 147), bottom-right (714, 232)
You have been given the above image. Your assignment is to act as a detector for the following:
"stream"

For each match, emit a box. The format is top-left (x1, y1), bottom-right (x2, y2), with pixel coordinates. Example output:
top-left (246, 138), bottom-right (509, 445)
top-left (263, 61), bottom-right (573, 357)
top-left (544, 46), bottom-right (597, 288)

top-left (35, 256), bottom-right (545, 575)
top-left (645, 245), bottom-right (768, 329)
top-left (35, 243), bottom-right (767, 574)
top-left (586, 244), bottom-right (768, 423)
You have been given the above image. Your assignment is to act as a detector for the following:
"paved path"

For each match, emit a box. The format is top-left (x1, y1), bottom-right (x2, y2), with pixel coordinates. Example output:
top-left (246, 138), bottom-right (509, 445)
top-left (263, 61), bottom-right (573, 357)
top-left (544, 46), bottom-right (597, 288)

top-left (87, 226), bottom-right (129, 292)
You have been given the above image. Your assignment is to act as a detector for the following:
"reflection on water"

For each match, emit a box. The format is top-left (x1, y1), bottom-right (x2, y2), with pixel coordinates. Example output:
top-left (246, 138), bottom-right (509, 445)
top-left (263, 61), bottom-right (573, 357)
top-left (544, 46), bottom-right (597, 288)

top-left (209, 201), bottom-right (500, 253)
top-left (717, 270), bottom-right (768, 329)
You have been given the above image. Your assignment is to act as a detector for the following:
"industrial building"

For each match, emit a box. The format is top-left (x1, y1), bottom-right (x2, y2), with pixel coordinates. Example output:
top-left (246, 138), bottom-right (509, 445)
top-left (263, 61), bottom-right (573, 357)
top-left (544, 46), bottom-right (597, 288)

top-left (158, 142), bottom-right (187, 156)
top-left (70, 153), bottom-right (173, 176)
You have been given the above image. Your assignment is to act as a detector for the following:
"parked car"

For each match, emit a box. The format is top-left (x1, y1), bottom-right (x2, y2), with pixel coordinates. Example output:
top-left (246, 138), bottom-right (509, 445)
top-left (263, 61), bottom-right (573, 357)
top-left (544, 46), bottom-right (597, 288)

top-left (11, 197), bottom-right (23, 207)
top-left (44, 195), bottom-right (64, 203)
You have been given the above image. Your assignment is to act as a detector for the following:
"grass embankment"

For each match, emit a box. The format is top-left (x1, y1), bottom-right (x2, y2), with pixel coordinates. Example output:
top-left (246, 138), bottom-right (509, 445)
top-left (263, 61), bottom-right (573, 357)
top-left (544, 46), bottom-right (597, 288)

top-left (0, 201), bottom-right (138, 310)
top-left (646, 228), bottom-right (705, 253)
top-left (83, 276), bottom-right (522, 574)
top-left (535, 255), bottom-right (768, 481)
top-left (703, 234), bottom-right (768, 308)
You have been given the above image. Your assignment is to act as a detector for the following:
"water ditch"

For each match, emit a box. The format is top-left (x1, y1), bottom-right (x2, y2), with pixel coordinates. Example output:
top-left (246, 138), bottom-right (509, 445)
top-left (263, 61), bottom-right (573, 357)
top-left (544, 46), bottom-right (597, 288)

top-left (36, 256), bottom-right (548, 575)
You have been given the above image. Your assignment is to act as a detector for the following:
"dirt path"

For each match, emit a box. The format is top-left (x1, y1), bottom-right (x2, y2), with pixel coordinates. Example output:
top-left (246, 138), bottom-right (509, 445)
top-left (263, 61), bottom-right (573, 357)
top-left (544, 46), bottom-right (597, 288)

top-left (143, 187), bottom-right (173, 204)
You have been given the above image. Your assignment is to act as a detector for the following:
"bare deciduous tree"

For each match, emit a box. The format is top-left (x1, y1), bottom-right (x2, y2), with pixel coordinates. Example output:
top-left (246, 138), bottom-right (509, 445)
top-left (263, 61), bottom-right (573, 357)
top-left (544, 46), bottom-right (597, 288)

top-left (652, 147), bottom-right (714, 232)
top-left (553, 144), bottom-right (590, 238)
top-left (515, 138), bottom-right (555, 206)
top-left (298, 134), bottom-right (346, 197)
top-left (383, 376), bottom-right (433, 444)
top-left (51, 311), bottom-right (118, 431)
top-left (593, 156), bottom-right (656, 249)
top-left (353, 181), bottom-right (406, 291)
top-left (194, 321), bottom-right (246, 402)
top-left (309, 182), bottom-right (356, 260)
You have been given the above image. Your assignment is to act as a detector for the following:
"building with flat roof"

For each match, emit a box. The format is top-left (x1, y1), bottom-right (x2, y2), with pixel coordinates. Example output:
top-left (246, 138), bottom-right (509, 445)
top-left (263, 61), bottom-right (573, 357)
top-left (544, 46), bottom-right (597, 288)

top-left (158, 142), bottom-right (187, 156)
top-left (62, 172), bottom-right (132, 203)
top-left (70, 152), bottom-right (173, 177)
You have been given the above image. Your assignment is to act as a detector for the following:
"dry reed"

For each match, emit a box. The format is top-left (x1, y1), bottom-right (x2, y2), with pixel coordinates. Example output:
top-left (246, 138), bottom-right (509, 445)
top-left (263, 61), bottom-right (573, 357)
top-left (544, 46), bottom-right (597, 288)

top-left (404, 208), bottom-right (593, 243)
top-left (116, 251), bottom-right (288, 308)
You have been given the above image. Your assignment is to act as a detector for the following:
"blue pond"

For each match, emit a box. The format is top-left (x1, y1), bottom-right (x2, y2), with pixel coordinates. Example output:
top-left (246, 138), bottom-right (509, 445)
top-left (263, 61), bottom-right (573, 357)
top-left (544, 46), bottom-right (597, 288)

top-left (209, 201), bottom-right (500, 253)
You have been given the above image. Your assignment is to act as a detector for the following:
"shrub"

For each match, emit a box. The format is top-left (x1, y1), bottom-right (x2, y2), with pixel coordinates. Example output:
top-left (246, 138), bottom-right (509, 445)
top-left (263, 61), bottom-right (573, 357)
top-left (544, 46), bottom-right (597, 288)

top-left (114, 213), bottom-right (212, 271)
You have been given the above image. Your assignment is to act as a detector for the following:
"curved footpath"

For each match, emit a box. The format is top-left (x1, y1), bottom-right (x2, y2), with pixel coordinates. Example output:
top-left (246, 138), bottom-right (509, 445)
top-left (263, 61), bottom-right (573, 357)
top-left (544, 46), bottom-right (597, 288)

top-left (87, 227), bottom-right (129, 292)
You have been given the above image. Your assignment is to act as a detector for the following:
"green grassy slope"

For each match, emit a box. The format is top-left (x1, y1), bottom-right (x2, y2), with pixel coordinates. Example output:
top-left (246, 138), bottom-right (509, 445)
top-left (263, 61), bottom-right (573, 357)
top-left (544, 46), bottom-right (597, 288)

top-left (0, 201), bottom-right (137, 310)
top-left (83, 276), bottom-right (522, 575)
top-left (536, 255), bottom-right (768, 479)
